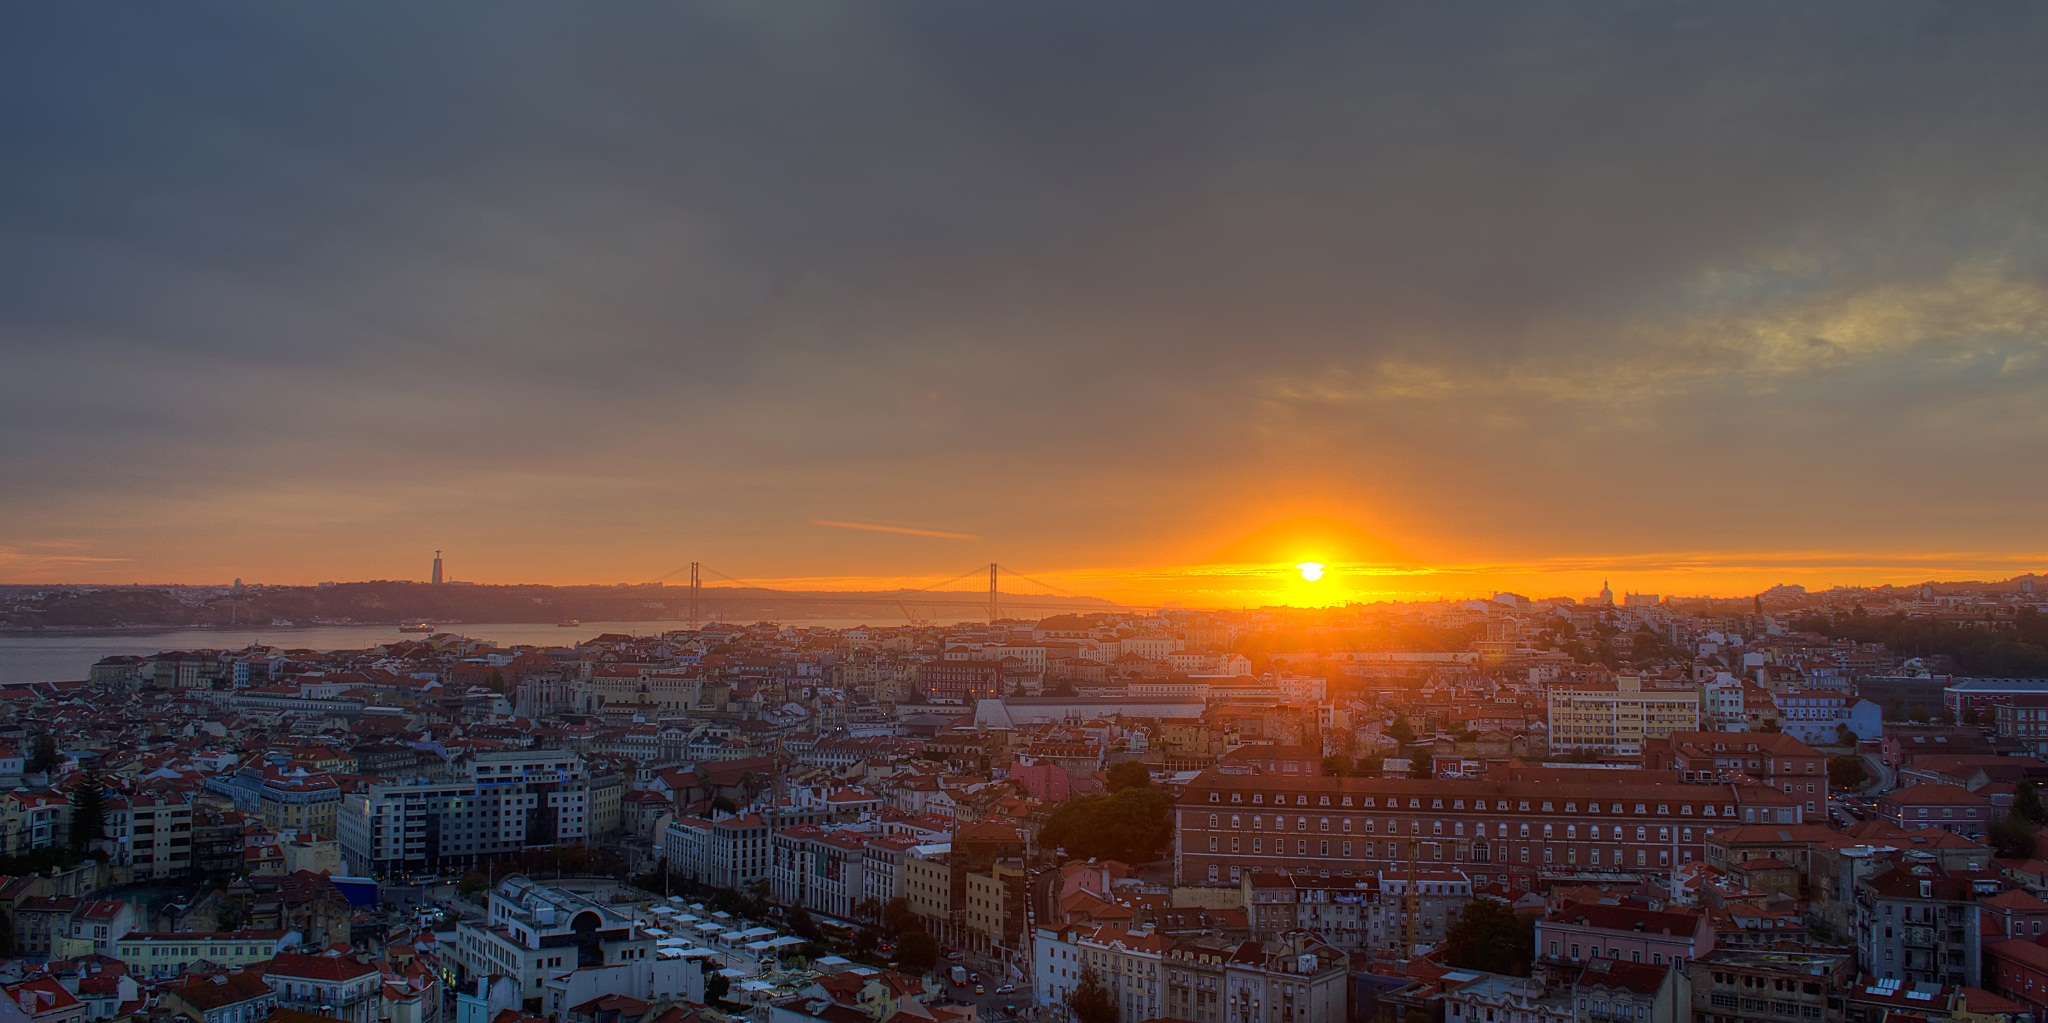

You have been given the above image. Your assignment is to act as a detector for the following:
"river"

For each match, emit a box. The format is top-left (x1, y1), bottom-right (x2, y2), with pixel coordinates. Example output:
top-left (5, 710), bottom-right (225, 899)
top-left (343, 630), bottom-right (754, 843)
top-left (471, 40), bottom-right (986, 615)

top-left (0, 616), bottom-right (964, 684)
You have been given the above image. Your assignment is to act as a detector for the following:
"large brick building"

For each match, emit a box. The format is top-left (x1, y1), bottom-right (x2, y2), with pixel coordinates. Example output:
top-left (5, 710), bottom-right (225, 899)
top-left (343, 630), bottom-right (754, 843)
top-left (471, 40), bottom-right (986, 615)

top-left (1643, 731), bottom-right (1828, 817)
top-left (1173, 769), bottom-right (1803, 891)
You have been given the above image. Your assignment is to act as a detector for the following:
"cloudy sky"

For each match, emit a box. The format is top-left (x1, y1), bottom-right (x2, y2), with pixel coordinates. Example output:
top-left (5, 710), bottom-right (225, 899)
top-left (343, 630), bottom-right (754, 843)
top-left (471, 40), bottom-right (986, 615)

top-left (4, 3), bottom-right (2046, 604)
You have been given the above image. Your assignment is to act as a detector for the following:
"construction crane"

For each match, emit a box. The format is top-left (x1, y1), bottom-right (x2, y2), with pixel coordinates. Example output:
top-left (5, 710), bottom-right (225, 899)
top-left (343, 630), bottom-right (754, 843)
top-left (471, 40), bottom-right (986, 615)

top-left (1401, 826), bottom-right (1421, 957)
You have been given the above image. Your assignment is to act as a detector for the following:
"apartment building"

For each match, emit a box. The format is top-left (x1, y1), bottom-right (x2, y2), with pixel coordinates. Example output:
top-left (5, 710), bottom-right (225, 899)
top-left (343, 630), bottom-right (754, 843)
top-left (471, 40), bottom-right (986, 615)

top-left (1995, 697), bottom-right (2048, 757)
top-left (1441, 973), bottom-right (1572, 1023)
top-left (104, 794), bottom-right (193, 881)
top-left (338, 750), bottom-right (592, 876)
top-left (1038, 925), bottom-right (1348, 1023)
top-left (860, 833), bottom-right (923, 908)
top-left (264, 952), bottom-right (382, 1023)
top-left (659, 814), bottom-right (771, 893)
top-left (769, 825), bottom-right (871, 920)
top-left (451, 877), bottom-right (660, 1003)
top-left (1772, 690), bottom-right (1881, 746)
top-left (1876, 785), bottom-right (1994, 840)
top-left (963, 860), bottom-right (1027, 957)
top-left (1537, 904), bottom-right (1715, 968)
top-left (1174, 770), bottom-right (1802, 891)
top-left (116, 931), bottom-right (288, 979)
top-left (1687, 949), bottom-right (1853, 1023)
top-left (1644, 732), bottom-right (1829, 816)
top-left (1547, 676), bottom-right (1700, 755)
top-left (918, 660), bottom-right (1005, 703)
top-left (1855, 865), bottom-right (1987, 987)
top-left (0, 792), bottom-right (72, 855)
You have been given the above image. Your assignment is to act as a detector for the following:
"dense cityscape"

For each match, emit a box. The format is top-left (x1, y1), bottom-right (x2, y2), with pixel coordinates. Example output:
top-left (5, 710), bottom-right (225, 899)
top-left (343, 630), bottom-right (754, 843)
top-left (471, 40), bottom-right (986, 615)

top-left (10, 4), bottom-right (2048, 1023)
top-left (1, 574), bottom-right (2047, 1023)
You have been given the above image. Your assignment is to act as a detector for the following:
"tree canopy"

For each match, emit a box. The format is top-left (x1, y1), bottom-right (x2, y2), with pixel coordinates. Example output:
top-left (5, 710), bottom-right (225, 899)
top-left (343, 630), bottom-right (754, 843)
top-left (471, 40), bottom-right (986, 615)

top-left (1991, 813), bottom-right (2040, 860)
top-left (1067, 966), bottom-right (1120, 1023)
top-left (896, 929), bottom-right (939, 975)
top-left (1039, 786), bottom-right (1174, 863)
top-left (2017, 781), bottom-right (2047, 825)
top-left (67, 771), bottom-right (107, 854)
top-left (1104, 761), bottom-right (1152, 792)
top-left (27, 736), bottom-right (58, 773)
top-left (1827, 756), bottom-right (1870, 791)
top-left (1442, 899), bottom-right (1533, 976)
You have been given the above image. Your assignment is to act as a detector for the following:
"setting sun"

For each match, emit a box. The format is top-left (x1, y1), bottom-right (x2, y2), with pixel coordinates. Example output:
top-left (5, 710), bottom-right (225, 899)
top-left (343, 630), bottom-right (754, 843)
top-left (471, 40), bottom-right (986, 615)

top-left (1296, 561), bottom-right (1325, 582)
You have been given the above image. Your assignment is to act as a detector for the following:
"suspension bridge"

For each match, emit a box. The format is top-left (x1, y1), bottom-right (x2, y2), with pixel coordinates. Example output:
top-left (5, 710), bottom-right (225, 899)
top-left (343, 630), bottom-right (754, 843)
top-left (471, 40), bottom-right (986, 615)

top-left (639, 561), bottom-right (1142, 626)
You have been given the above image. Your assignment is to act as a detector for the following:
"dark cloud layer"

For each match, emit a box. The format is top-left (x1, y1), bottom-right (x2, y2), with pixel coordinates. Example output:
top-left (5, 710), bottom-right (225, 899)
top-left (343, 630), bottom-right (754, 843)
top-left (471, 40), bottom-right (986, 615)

top-left (3, 3), bottom-right (2046, 589)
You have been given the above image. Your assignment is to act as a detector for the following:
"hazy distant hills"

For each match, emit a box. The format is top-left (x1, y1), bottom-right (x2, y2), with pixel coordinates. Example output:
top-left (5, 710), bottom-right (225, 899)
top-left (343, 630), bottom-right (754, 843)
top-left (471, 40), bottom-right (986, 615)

top-left (1, 581), bottom-right (1120, 631)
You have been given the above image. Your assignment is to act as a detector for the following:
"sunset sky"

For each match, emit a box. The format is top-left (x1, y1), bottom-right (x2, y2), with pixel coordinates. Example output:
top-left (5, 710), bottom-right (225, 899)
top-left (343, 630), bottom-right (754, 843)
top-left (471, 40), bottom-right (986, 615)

top-left (4, 4), bottom-right (2047, 606)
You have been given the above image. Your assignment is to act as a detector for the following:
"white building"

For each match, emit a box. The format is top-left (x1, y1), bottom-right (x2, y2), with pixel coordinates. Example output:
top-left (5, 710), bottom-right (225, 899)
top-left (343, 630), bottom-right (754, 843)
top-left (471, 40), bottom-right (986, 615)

top-left (1037, 924), bottom-right (1349, 1023)
top-left (338, 750), bottom-right (593, 876)
top-left (265, 952), bottom-right (383, 1023)
top-left (659, 814), bottom-right (772, 893)
top-left (1547, 676), bottom-right (1701, 755)
top-left (104, 794), bottom-right (193, 881)
top-left (451, 877), bottom-right (668, 1004)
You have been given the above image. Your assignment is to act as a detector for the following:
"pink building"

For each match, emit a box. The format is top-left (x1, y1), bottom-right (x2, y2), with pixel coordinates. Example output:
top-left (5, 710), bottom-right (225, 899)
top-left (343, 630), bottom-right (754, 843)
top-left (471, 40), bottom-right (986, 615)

top-left (1536, 903), bottom-right (1715, 968)
top-left (1009, 761), bottom-right (1072, 802)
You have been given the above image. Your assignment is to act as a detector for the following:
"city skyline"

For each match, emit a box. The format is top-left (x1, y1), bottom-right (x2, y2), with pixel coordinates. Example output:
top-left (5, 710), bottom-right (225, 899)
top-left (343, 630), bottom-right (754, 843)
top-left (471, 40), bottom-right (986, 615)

top-left (6, 5), bottom-right (2048, 606)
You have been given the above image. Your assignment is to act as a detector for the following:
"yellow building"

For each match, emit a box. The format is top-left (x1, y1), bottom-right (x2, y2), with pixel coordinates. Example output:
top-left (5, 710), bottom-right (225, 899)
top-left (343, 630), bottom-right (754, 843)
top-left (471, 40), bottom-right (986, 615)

top-left (964, 860), bottom-right (1027, 956)
top-left (118, 930), bottom-right (286, 979)
top-left (1547, 675), bottom-right (1700, 755)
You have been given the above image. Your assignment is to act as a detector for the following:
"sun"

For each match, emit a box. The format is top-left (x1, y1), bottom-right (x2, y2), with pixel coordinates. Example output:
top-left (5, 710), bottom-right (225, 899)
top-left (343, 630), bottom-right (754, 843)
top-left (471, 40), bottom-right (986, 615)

top-left (1296, 562), bottom-right (1325, 582)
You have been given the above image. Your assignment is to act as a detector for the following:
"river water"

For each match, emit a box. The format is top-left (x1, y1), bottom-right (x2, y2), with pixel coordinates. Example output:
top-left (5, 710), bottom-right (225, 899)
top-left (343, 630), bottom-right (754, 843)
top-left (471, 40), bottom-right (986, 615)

top-left (0, 616), bottom-right (958, 684)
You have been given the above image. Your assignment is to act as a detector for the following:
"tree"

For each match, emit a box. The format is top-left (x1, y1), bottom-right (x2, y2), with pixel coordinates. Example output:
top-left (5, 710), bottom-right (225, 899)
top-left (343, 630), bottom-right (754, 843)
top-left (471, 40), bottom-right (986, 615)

top-left (1105, 761), bottom-right (1152, 792)
top-left (213, 893), bottom-right (252, 932)
top-left (26, 735), bottom-right (58, 774)
top-left (896, 929), bottom-right (939, 975)
top-left (2016, 781), bottom-right (2047, 826)
top-left (1835, 724), bottom-right (1857, 748)
top-left (705, 972), bottom-right (731, 1005)
top-left (1066, 966), bottom-right (1119, 1023)
top-left (1991, 813), bottom-right (2040, 860)
top-left (1387, 717), bottom-right (1415, 744)
top-left (1908, 705), bottom-right (1930, 724)
top-left (1038, 786), bottom-right (1174, 863)
top-left (68, 772), bottom-right (107, 853)
top-left (789, 907), bottom-right (820, 940)
top-left (457, 870), bottom-right (492, 898)
top-left (1828, 756), bottom-right (1870, 792)
top-left (1442, 899), bottom-right (1533, 975)
top-left (1321, 755), bottom-right (1350, 778)
top-left (1407, 751), bottom-right (1433, 779)
top-left (880, 897), bottom-right (920, 937)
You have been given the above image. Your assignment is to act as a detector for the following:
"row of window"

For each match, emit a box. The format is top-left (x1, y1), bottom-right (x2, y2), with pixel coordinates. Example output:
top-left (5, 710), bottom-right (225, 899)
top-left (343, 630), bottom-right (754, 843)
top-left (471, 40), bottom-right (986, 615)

top-left (1200, 792), bottom-right (1737, 817)
top-left (1200, 814), bottom-right (1696, 844)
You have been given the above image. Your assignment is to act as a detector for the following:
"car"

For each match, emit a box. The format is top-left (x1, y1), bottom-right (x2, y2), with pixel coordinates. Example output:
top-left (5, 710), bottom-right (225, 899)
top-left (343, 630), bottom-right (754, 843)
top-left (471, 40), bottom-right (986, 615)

top-left (975, 986), bottom-right (985, 996)
top-left (1004, 1007), bottom-right (1017, 1016)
